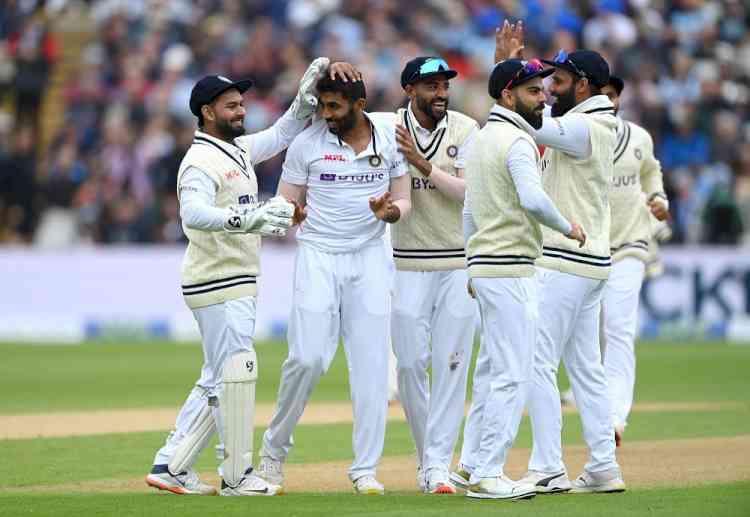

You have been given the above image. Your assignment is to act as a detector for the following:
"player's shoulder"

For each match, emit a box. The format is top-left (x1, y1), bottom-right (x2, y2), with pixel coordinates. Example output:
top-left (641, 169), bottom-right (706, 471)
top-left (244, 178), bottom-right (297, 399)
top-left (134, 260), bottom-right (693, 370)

top-left (447, 109), bottom-right (479, 130)
top-left (368, 111), bottom-right (399, 126)
top-left (625, 120), bottom-right (653, 143)
top-left (287, 118), bottom-right (329, 151)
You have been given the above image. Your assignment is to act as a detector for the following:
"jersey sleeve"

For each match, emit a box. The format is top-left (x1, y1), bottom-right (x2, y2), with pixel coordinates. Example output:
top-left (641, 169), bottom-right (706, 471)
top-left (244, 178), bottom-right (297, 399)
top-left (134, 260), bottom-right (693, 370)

top-left (236, 109), bottom-right (308, 166)
top-left (454, 122), bottom-right (479, 170)
top-left (280, 135), bottom-right (309, 186)
top-left (639, 129), bottom-right (667, 201)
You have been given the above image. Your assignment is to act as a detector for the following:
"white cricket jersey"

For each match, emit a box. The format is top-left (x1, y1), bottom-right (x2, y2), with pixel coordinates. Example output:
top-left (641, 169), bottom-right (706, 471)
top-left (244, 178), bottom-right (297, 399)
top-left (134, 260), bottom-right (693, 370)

top-left (281, 113), bottom-right (408, 253)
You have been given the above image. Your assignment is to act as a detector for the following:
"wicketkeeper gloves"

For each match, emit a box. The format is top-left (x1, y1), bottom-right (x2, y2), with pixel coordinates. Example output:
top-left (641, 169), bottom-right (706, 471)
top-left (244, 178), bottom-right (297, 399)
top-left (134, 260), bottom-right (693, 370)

top-left (223, 196), bottom-right (295, 237)
top-left (289, 57), bottom-right (330, 120)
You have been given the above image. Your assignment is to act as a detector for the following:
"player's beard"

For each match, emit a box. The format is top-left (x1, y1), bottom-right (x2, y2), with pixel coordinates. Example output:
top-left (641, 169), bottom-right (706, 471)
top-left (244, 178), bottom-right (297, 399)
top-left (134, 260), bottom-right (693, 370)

top-left (515, 95), bottom-right (545, 130)
top-left (216, 116), bottom-right (246, 140)
top-left (550, 83), bottom-right (577, 117)
top-left (326, 106), bottom-right (357, 136)
top-left (416, 94), bottom-right (448, 124)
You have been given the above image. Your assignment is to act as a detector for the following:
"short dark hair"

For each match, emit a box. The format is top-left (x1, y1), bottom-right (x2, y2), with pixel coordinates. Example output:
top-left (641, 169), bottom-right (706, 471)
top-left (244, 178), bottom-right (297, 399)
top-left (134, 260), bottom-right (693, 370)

top-left (574, 76), bottom-right (601, 97)
top-left (316, 74), bottom-right (366, 103)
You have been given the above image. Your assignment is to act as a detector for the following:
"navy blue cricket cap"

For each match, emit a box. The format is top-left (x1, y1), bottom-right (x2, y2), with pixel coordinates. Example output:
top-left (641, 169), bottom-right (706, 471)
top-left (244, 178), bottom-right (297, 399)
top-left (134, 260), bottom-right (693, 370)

top-left (542, 49), bottom-right (610, 88)
top-left (189, 75), bottom-right (254, 118)
top-left (488, 59), bottom-right (554, 99)
top-left (400, 57), bottom-right (458, 89)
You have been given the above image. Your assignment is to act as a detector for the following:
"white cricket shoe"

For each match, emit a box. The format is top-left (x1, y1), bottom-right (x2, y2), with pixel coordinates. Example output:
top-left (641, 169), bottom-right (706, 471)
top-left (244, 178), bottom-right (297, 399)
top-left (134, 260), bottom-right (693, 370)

top-left (257, 455), bottom-right (284, 487)
top-left (416, 465), bottom-right (426, 492)
top-left (519, 470), bottom-right (572, 494)
top-left (220, 472), bottom-right (282, 496)
top-left (570, 468), bottom-right (626, 493)
top-left (466, 475), bottom-right (536, 501)
top-left (424, 468), bottom-right (456, 494)
top-left (353, 475), bottom-right (385, 495)
top-left (449, 464), bottom-right (472, 490)
top-left (145, 465), bottom-right (216, 495)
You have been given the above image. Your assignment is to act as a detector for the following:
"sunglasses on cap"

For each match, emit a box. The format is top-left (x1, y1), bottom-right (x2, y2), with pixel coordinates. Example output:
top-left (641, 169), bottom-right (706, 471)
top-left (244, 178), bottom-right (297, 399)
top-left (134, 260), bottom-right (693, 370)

top-left (552, 49), bottom-right (587, 79)
top-left (504, 59), bottom-right (545, 90)
top-left (409, 58), bottom-right (452, 83)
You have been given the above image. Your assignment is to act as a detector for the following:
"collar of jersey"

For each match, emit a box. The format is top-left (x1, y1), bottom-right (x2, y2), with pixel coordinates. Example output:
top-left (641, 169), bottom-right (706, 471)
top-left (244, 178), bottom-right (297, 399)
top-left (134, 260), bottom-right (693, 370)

top-left (194, 129), bottom-right (248, 174)
top-left (194, 130), bottom-right (245, 154)
top-left (488, 104), bottom-right (536, 136)
top-left (325, 112), bottom-right (379, 158)
top-left (407, 101), bottom-right (448, 135)
top-left (566, 94), bottom-right (615, 117)
top-left (615, 116), bottom-right (626, 140)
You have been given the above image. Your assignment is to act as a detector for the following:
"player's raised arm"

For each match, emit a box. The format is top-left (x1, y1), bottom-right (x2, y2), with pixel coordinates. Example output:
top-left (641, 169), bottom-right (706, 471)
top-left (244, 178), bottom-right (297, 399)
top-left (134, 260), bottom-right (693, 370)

top-left (237, 57), bottom-right (329, 165)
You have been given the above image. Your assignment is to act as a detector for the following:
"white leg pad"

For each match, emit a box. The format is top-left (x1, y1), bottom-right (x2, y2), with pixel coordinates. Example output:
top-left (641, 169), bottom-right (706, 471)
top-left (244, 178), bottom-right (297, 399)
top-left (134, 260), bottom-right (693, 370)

top-left (168, 401), bottom-right (215, 475)
top-left (219, 350), bottom-right (258, 487)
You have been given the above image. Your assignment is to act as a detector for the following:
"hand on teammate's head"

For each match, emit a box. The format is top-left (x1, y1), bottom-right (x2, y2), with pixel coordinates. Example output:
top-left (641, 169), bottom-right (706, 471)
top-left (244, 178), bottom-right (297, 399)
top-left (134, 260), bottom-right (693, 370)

top-left (328, 62), bottom-right (362, 83)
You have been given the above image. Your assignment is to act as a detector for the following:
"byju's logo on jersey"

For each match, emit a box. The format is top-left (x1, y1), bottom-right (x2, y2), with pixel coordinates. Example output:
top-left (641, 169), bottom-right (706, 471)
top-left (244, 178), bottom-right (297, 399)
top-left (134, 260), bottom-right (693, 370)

top-left (320, 173), bottom-right (337, 181)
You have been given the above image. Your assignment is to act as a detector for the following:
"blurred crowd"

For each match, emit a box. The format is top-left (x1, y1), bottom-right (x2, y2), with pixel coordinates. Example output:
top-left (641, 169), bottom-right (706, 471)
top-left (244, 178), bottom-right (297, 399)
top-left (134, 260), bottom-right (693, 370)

top-left (0, 0), bottom-right (748, 246)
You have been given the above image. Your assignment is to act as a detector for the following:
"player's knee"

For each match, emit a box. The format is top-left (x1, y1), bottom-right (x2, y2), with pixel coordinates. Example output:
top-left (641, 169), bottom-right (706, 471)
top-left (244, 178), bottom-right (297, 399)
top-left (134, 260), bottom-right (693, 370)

top-left (288, 353), bottom-right (324, 379)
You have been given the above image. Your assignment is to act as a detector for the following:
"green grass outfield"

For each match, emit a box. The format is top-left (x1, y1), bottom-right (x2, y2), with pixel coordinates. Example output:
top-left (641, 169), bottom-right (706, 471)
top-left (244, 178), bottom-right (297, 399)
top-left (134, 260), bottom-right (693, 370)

top-left (2, 340), bottom-right (749, 516)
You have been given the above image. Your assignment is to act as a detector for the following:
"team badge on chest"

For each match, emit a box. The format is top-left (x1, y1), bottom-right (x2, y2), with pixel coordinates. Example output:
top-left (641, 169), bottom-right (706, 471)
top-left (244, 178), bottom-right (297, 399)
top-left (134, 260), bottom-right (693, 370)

top-left (447, 145), bottom-right (458, 158)
top-left (369, 155), bottom-right (382, 167)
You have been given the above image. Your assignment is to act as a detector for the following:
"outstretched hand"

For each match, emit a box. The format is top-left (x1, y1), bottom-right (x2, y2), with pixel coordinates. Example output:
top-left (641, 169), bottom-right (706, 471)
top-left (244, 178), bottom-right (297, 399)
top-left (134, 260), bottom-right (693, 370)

top-left (495, 19), bottom-right (525, 63)
top-left (369, 191), bottom-right (401, 223)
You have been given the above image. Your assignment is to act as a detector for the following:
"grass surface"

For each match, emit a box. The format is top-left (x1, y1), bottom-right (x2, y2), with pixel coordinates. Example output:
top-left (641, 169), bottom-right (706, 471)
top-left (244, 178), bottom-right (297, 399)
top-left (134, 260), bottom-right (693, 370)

top-left (0, 483), bottom-right (748, 517)
top-left (2, 341), bottom-right (748, 414)
top-left (3, 341), bottom-right (748, 516)
top-left (2, 406), bottom-right (748, 489)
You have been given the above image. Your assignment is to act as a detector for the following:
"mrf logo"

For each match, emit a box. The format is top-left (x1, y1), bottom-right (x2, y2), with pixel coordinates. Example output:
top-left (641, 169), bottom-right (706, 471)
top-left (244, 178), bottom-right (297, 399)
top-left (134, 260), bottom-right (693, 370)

top-left (225, 170), bottom-right (241, 180)
top-left (324, 154), bottom-right (346, 162)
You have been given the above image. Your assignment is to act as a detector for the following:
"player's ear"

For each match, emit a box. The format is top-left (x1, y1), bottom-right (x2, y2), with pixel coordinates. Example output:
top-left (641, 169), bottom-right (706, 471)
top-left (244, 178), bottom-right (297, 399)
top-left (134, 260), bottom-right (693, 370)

top-left (404, 84), bottom-right (415, 98)
top-left (201, 104), bottom-right (215, 124)
top-left (354, 98), bottom-right (366, 111)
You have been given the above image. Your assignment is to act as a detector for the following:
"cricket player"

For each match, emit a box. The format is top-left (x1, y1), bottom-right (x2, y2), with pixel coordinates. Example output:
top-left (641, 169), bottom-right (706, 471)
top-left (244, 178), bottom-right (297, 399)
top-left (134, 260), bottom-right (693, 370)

top-left (455, 58), bottom-right (585, 500)
top-left (376, 57), bottom-right (480, 494)
top-left (491, 22), bottom-right (625, 494)
top-left (600, 75), bottom-right (669, 446)
top-left (145, 58), bottom-right (356, 496)
top-left (256, 72), bottom-right (411, 495)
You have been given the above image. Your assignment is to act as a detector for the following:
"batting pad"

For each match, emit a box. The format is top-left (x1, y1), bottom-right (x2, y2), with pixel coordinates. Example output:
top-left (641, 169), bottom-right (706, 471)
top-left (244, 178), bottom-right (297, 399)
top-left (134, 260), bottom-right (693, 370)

top-left (168, 402), bottom-right (215, 475)
top-left (219, 350), bottom-right (258, 487)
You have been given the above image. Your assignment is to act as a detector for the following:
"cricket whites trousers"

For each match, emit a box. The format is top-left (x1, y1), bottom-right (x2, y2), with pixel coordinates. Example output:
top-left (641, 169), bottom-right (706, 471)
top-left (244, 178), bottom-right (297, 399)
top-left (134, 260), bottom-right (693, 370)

top-left (527, 267), bottom-right (619, 475)
top-left (602, 257), bottom-right (646, 430)
top-left (391, 268), bottom-right (477, 473)
top-left (262, 241), bottom-right (391, 481)
top-left (154, 296), bottom-right (257, 467)
top-left (458, 275), bottom-right (538, 482)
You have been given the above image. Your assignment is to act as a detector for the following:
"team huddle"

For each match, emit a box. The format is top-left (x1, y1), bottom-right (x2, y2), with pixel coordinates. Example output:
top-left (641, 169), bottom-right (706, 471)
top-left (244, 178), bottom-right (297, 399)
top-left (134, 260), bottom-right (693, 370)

top-left (144, 20), bottom-right (669, 500)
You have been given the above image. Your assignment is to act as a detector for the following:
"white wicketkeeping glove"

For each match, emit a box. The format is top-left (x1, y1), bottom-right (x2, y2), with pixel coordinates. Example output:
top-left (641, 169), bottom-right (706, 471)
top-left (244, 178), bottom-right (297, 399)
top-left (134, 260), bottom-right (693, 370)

top-left (289, 57), bottom-right (330, 120)
top-left (223, 196), bottom-right (295, 237)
